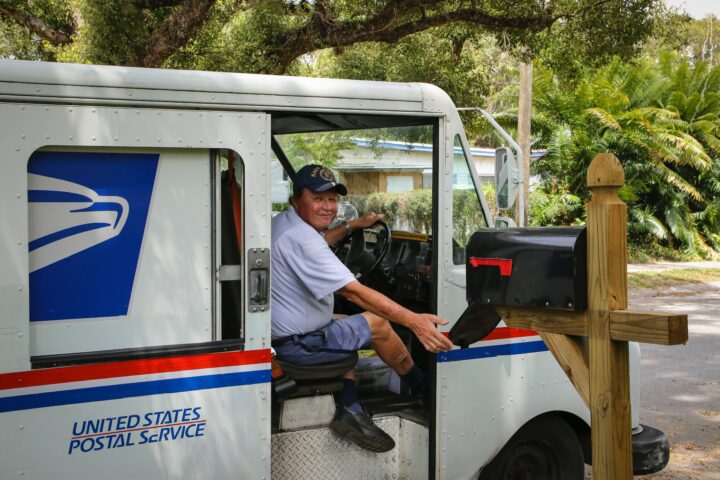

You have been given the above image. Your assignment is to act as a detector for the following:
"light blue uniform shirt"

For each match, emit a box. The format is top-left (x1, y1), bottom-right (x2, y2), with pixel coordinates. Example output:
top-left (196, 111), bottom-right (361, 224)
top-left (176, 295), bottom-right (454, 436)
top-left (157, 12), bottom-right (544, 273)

top-left (271, 207), bottom-right (356, 339)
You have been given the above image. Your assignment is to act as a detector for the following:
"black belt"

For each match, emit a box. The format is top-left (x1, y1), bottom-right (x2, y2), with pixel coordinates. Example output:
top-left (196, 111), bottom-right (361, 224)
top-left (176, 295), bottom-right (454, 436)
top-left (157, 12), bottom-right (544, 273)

top-left (271, 328), bottom-right (329, 348)
top-left (271, 335), bottom-right (298, 348)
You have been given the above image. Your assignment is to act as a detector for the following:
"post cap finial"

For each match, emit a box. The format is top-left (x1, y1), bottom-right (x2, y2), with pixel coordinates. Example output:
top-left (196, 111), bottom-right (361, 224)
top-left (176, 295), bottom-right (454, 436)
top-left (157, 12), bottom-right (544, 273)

top-left (587, 153), bottom-right (624, 188)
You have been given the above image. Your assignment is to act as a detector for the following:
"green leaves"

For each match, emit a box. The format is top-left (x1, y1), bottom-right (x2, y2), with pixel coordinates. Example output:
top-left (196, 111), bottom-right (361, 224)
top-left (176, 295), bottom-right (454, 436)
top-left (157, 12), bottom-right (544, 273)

top-left (533, 53), bottom-right (720, 257)
top-left (528, 190), bottom-right (585, 227)
top-left (3, 0), bottom-right (661, 75)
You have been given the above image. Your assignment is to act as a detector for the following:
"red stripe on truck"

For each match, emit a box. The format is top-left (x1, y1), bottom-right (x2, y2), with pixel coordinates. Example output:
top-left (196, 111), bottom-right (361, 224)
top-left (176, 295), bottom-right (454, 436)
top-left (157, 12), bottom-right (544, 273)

top-left (442, 326), bottom-right (538, 340)
top-left (0, 349), bottom-right (271, 390)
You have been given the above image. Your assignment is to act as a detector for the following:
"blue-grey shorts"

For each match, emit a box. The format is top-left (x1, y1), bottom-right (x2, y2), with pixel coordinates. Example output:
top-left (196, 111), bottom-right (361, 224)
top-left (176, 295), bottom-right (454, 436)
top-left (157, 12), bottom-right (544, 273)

top-left (273, 314), bottom-right (372, 365)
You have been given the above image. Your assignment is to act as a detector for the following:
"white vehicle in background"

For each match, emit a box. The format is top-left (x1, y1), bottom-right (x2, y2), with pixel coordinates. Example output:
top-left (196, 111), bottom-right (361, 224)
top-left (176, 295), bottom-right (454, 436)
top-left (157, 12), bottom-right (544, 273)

top-left (0, 59), bottom-right (668, 480)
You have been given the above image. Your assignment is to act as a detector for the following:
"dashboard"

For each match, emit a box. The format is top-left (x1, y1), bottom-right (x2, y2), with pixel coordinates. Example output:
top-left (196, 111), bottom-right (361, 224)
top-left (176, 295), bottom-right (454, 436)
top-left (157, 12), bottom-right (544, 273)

top-left (366, 231), bottom-right (434, 312)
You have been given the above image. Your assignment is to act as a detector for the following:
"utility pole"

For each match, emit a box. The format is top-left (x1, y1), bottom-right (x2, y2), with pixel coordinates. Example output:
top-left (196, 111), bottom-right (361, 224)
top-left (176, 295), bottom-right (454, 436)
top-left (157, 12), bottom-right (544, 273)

top-left (516, 60), bottom-right (532, 226)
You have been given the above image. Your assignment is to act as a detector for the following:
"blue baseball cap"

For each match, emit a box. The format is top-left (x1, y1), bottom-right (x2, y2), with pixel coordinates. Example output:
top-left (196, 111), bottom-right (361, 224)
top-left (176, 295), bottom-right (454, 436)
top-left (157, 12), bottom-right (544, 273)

top-left (293, 164), bottom-right (347, 196)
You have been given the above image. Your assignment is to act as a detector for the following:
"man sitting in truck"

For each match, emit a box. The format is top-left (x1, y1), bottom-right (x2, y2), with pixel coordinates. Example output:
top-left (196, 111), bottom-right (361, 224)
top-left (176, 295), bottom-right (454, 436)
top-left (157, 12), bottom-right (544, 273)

top-left (271, 164), bottom-right (453, 453)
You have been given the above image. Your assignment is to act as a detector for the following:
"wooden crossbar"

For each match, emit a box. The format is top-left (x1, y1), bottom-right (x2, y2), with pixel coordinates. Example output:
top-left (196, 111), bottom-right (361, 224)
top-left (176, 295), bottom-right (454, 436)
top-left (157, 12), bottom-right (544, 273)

top-left (609, 310), bottom-right (688, 345)
top-left (499, 307), bottom-right (687, 346)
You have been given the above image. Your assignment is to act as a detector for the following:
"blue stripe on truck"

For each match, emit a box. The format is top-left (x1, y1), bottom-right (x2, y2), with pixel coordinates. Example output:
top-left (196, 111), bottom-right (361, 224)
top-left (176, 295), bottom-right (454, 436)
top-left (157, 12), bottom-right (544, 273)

top-left (0, 369), bottom-right (271, 413)
top-left (437, 340), bottom-right (548, 363)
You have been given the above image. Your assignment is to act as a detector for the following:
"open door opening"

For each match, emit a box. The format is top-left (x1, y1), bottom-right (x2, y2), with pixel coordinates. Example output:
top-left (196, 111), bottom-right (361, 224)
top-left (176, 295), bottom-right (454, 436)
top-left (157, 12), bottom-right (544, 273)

top-left (269, 114), bottom-right (441, 479)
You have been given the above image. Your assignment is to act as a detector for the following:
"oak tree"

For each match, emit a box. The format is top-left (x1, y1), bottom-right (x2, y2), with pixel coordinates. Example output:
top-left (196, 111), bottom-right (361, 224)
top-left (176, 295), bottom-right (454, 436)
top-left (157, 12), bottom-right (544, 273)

top-left (1, 0), bottom-right (659, 75)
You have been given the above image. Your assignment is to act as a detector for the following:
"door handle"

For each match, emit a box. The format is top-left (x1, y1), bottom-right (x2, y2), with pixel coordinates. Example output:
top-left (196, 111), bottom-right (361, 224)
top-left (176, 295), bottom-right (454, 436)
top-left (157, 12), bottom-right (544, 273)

top-left (247, 247), bottom-right (270, 312)
top-left (250, 270), bottom-right (267, 304)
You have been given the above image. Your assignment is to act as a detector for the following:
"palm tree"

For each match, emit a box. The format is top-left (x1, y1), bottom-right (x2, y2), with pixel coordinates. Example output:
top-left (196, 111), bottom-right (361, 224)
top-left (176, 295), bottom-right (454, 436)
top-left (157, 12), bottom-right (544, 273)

top-left (532, 53), bottom-right (720, 257)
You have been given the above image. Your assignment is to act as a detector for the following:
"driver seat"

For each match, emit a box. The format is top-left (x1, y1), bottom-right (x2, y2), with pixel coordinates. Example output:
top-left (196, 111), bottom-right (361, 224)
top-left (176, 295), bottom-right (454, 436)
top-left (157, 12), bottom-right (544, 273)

top-left (274, 353), bottom-right (358, 398)
top-left (272, 353), bottom-right (359, 432)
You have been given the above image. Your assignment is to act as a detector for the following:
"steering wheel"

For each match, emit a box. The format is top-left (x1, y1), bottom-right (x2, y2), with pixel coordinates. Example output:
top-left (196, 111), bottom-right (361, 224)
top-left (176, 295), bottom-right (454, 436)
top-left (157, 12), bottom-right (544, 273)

top-left (341, 220), bottom-right (392, 279)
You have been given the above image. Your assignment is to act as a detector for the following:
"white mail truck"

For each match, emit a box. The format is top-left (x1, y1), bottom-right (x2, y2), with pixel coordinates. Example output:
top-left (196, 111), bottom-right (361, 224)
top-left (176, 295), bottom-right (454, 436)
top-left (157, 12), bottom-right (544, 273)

top-left (0, 59), bottom-right (669, 479)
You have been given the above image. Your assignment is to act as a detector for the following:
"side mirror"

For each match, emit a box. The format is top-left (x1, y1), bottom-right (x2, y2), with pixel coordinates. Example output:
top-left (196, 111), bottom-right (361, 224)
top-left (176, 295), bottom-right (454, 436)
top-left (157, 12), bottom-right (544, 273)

top-left (495, 147), bottom-right (518, 210)
top-left (494, 216), bottom-right (517, 228)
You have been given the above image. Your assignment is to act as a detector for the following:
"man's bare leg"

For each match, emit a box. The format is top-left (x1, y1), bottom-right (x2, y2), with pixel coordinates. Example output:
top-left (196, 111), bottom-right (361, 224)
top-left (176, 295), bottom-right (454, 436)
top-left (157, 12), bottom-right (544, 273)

top-left (363, 311), bottom-right (414, 375)
top-left (334, 311), bottom-right (423, 420)
top-left (328, 311), bottom-right (419, 453)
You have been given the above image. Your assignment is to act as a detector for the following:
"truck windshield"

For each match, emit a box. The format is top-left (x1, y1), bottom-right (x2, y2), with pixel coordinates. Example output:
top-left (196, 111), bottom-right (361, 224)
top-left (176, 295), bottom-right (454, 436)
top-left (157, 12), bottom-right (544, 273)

top-left (272, 124), bottom-right (435, 235)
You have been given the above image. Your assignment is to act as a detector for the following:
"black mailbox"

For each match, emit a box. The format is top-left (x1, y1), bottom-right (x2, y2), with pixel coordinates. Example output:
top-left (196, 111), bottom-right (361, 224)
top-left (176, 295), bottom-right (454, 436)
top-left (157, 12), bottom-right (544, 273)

top-left (466, 227), bottom-right (587, 310)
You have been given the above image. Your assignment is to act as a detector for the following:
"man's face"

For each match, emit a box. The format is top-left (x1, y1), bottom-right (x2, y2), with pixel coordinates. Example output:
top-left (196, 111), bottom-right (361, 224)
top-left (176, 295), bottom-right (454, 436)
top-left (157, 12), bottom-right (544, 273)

top-left (293, 188), bottom-right (339, 231)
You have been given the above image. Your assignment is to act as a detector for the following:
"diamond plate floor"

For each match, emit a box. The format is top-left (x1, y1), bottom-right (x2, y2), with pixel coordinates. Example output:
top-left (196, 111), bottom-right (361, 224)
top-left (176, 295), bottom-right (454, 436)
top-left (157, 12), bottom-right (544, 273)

top-left (272, 415), bottom-right (427, 480)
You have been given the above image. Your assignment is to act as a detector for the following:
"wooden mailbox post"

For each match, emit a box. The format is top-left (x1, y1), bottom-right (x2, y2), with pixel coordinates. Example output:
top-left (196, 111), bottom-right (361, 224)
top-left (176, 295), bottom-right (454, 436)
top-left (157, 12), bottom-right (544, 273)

top-left (497, 153), bottom-right (688, 479)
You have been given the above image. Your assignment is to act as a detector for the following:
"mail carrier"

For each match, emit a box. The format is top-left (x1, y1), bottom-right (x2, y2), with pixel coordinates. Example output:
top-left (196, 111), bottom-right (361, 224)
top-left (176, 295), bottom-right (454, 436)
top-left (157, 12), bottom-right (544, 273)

top-left (0, 59), bottom-right (669, 479)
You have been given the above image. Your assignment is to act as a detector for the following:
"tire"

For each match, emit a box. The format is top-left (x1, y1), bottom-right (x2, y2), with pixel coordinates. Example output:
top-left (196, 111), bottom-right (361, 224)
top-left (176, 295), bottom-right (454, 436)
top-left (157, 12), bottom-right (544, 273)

top-left (478, 415), bottom-right (584, 480)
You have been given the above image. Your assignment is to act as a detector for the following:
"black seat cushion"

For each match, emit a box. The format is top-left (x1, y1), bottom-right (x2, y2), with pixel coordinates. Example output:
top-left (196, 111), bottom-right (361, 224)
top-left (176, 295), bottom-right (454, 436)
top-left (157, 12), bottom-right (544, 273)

top-left (278, 352), bottom-right (358, 380)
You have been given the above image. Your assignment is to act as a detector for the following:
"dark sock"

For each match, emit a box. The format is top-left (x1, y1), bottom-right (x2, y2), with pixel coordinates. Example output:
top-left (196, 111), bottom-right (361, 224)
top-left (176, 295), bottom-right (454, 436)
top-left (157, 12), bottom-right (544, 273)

top-left (400, 364), bottom-right (426, 393)
top-left (339, 379), bottom-right (363, 413)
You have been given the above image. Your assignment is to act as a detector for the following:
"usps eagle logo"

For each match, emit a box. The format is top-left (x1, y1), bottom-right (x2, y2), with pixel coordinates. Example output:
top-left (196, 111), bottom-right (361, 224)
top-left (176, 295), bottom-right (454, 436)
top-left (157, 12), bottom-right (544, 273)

top-left (28, 174), bottom-right (129, 272)
top-left (28, 151), bottom-right (158, 322)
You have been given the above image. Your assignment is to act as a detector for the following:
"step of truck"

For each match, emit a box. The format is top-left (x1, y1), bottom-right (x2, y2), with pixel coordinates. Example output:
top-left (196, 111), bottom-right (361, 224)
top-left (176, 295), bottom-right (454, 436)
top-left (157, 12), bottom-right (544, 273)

top-left (271, 415), bottom-right (428, 480)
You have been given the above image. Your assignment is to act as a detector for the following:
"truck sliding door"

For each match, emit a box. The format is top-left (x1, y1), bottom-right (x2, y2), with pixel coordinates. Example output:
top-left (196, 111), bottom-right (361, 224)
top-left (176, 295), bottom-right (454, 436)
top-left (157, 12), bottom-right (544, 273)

top-left (0, 103), bottom-right (272, 480)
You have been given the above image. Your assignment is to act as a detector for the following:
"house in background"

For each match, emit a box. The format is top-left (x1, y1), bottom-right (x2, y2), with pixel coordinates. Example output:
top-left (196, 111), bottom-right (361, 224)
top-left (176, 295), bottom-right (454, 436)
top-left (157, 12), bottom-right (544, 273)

top-left (336, 139), bottom-right (432, 195)
top-left (336, 139), bottom-right (544, 194)
top-left (271, 138), bottom-right (544, 202)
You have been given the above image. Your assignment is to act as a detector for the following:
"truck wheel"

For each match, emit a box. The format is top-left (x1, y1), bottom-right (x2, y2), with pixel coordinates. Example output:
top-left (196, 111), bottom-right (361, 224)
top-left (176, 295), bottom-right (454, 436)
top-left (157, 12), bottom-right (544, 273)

top-left (478, 415), bottom-right (584, 480)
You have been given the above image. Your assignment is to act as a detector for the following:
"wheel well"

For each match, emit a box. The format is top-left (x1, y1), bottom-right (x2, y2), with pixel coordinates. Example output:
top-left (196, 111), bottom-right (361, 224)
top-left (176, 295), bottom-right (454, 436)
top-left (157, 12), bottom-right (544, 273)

top-left (557, 411), bottom-right (591, 465)
top-left (516, 412), bottom-right (591, 464)
top-left (478, 411), bottom-right (587, 480)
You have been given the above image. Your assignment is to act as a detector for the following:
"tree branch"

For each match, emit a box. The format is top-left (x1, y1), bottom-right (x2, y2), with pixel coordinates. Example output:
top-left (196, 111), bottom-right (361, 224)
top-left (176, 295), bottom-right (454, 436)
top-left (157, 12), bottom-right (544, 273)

top-left (134, 0), bottom-right (186, 8)
top-left (274, 1), bottom-right (558, 72)
top-left (570, 0), bottom-right (613, 19)
top-left (136, 0), bottom-right (216, 67)
top-left (451, 36), bottom-right (464, 62)
top-left (0, 1), bottom-right (74, 44)
top-left (134, 0), bottom-right (267, 9)
top-left (135, 0), bottom-right (274, 66)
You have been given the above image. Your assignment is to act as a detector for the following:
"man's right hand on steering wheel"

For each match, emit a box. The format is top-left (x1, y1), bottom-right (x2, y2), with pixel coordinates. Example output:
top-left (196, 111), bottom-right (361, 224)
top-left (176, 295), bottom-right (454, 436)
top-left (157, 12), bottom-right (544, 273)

top-left (352, 212), bottom-right (385, 230)
top-left (324, 212), bottom-right (385, 247)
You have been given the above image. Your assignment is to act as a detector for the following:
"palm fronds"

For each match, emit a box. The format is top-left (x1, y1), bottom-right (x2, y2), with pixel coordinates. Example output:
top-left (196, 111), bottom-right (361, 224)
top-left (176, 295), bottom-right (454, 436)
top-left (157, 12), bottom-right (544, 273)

top-left (531, 52), bottom-right (720, 255)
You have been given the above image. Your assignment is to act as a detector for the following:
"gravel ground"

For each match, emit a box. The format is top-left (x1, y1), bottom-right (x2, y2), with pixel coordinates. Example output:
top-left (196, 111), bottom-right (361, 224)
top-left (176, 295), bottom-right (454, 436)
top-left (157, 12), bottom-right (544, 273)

top-left (584, 279), bottom-right (720, 479)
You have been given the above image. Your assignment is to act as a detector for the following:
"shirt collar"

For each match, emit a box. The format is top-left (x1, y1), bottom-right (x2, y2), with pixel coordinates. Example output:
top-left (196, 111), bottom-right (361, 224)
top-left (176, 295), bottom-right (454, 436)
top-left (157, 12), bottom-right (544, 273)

top-left (288, 205), bottom-right (324, 236)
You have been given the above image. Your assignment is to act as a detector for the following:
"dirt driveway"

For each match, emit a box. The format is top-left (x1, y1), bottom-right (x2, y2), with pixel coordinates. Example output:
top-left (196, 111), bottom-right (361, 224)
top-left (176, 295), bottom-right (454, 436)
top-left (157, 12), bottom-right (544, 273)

top-left (585, 281), bottom-right (720, 479)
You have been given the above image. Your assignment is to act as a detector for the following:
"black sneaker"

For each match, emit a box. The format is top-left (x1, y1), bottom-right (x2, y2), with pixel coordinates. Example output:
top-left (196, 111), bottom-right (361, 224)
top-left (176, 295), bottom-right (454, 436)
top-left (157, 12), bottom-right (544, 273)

top-left (329, 407), bottom-right (395, 453)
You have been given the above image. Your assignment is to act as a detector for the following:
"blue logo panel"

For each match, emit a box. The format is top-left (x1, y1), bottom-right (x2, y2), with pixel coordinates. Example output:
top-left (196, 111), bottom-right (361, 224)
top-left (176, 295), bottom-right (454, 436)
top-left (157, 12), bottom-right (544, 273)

top-left (28, 152), bottom-right (159, 321)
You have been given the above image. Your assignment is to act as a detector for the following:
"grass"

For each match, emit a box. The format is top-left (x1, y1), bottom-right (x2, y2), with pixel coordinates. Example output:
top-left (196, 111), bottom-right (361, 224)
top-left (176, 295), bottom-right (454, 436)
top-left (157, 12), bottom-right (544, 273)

top-left (627, 268), bottom-right (720, 289)
top-left (627, 243), bottom-right (703, 263)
